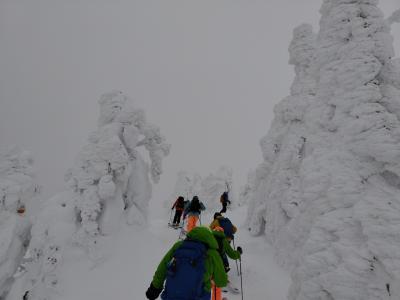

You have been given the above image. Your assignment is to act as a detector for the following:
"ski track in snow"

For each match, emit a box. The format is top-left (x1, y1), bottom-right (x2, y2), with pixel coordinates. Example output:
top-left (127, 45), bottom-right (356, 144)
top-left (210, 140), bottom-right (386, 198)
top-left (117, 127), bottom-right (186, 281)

top-left (43, 207), bottom-right (290, 300)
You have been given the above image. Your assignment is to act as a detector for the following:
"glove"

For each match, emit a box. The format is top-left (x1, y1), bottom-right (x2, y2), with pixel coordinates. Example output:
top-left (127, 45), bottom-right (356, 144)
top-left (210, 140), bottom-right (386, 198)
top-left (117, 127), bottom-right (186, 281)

top-left (237, 246), bottom-right (243, 255)
top-left (145, 283), bottom-right (162, 300)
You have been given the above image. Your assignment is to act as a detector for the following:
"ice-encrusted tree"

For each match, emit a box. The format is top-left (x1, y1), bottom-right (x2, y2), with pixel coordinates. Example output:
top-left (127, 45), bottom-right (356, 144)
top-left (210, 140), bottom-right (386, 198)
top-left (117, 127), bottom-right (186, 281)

top-left (10, 91), bottom-right (170, 300)
top-left (199, 166), bottom-right (234, 211)
top-left (247, 1), bottom-right (400, 299)
top-left (66, 90), bottom-right (170, 244)
top-left (238, 169), bottom-right (256, 207)
top-left (167, 171), bottom-right (202, 208)
top-left (0, 147), bottom-right (39, 299)
top-left (169, 166), bottom-right (234, 212)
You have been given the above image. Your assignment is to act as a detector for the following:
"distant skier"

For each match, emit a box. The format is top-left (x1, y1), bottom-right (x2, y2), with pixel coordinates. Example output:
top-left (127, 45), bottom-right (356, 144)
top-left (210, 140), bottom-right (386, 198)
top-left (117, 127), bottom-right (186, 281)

top-left (145, 226), bottom-right (227, 300)
top-left (211, 226), bottom-right (242, 300)
top-left (171, 196), bottom-right (185, 227)
top-left (219, 191), bottom-right (231, 214)
top-left (183, 196), bottom-right (205, 232)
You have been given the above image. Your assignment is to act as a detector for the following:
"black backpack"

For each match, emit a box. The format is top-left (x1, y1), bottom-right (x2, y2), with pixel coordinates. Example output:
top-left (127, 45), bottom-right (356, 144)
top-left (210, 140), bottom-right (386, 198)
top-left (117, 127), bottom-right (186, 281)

top-left (189, 200), bottom-right (201, 214)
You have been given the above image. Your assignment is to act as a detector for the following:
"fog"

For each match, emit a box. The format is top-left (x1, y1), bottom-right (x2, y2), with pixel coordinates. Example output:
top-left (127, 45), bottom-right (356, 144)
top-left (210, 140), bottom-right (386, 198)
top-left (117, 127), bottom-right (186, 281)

top-left (0, 0), bottom-right (399, 203)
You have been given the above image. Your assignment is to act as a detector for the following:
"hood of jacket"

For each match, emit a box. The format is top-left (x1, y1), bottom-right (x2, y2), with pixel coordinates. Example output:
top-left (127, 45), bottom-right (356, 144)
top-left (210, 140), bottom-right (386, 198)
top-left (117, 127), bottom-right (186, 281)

top-left (186, 226), bottom-right (218, 250)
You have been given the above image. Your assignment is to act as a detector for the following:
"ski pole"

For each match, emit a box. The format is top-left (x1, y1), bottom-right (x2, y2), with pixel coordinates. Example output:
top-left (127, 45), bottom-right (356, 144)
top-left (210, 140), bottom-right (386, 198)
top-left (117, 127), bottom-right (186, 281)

top-left (233, 238), bottom-right (240, 276)
top-left (179, 218), bottom-right (186, 240)
top-left (239, 258), bottom-right (244, 300)
top-left (169, 208), bottom-right (173, 225)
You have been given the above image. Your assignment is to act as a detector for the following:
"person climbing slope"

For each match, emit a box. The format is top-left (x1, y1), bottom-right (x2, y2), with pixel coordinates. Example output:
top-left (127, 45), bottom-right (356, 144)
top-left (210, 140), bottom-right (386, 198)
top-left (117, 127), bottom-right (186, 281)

top-left (210, 212), bottom-right (238, 279)
top-left (145, 226), bottom-right (228, 300)
top-left (219, 191), bottom-right (231, 214)
top-left (211, 226), bottom-right (242, 300)
top-left (210, 213), bottom-right (237, 242)
top-left (183, 196), bottom-right (205, 232)
top-left (171, 196), bottom-right (185, 227)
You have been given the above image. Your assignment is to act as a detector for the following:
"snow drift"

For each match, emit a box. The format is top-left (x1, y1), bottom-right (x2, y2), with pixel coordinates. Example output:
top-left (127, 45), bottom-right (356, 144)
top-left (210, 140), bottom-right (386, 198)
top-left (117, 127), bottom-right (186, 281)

top-left (247, 1), bottom-right (400, 299)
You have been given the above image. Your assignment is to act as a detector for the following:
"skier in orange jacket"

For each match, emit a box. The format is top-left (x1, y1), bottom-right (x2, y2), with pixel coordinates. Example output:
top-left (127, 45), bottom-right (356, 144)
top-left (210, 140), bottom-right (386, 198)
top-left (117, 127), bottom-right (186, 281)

top-left (183, 196), bottom-right (205, 232)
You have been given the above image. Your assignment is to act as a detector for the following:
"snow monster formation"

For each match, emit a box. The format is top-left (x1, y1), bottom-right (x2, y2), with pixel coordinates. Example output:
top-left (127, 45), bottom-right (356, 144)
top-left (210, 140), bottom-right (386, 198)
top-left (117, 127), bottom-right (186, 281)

top-left (170, 166), bottom-right (234, 211)
top-left (247, 1), bottom-right (400, 299)
top-left (168, 171), bottom-right (202, 207)
top-left (65, 91), bottom-right (170, 241)
top-left (199, 166), bottom-right (234, 211)
top-left (11, 91), bottom-right (170, 300)
top-left (0, 147), bottom-right (40, 299)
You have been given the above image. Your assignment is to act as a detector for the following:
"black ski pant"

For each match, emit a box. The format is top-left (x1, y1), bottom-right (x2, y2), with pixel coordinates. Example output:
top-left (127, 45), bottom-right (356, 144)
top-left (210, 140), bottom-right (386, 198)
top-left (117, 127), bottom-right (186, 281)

top-left (220, 203), bottom-right (227, 214)
top-left (173, 210), bottom-right (183, 225)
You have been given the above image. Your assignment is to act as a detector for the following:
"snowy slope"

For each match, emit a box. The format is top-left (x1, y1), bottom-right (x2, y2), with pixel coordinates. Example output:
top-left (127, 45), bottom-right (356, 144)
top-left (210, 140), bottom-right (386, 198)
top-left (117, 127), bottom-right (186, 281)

top-left (8, 206), bottom-right (290, 300)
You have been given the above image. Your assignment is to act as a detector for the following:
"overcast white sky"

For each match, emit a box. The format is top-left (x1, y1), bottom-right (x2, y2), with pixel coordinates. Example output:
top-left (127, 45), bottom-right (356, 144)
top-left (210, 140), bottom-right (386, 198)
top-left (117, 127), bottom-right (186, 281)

top-left (0, 0), bottom-right (399, 203)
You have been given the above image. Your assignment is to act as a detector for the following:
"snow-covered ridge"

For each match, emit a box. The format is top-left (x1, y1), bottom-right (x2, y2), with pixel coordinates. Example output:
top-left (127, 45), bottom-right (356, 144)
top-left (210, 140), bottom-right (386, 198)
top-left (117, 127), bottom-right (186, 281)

top-left (247, 1), bottom-right (400, 299)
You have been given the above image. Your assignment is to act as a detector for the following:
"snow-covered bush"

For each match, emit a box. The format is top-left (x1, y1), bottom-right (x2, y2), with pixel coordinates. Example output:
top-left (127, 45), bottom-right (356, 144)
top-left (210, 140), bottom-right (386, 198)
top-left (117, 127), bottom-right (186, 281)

top-left (247, 1), bottom-right (400, 299)
top-left (0, 147), bottom-right (39, 299)
top-left (13, 192), bottom-right (76, 300)
top-left (0, 146), bottom-right (39, 215)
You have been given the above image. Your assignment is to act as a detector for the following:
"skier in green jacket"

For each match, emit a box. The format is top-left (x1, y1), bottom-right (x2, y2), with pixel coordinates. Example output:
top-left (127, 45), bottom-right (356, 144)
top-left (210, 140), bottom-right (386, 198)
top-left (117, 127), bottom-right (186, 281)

top-left (145, 226), bottom-right (228, 300)
top-left (212, 228), bottom-right (241, 266)
top-left (211, 227), bottom-right (243, 299)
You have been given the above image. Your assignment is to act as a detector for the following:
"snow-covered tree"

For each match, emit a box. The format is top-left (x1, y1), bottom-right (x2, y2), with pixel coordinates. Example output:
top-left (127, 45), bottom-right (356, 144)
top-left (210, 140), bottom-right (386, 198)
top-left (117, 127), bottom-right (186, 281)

top-left (169, 166), bottom-right (234, 212)
top-left (11, 91), bottom-right (170, 300)
top-left (0, 146), bottom-right (39, 299)
top-left (65, 91), bottom-right (170, 246)
top-left (238, 169), bottom-right (256, 207)
top-left (167, 171), bottom-right (202, 208)
top-left (199, 166), bottom-right (234, 211)
top-left (247, 1), bottom-right (400, 299)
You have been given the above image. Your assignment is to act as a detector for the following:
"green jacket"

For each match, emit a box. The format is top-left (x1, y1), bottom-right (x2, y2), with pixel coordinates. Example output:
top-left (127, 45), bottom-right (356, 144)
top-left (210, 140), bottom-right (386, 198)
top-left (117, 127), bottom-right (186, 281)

top-left (212, 230), bottom-right (241, 260)
top-left (151, 226), bottom-right (228, 292)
